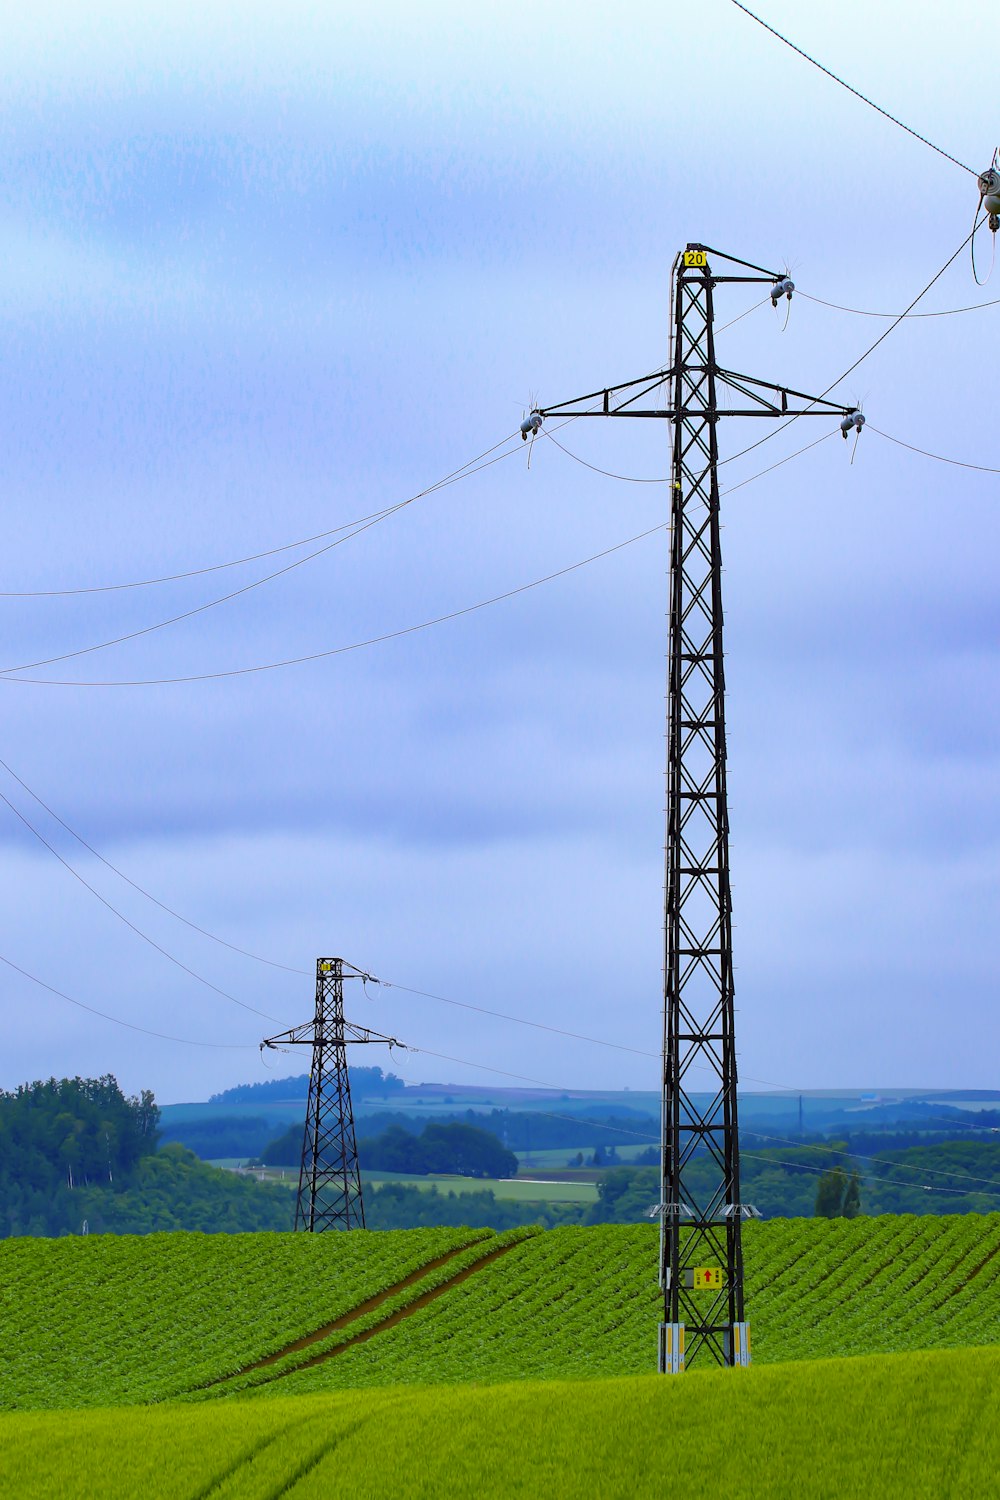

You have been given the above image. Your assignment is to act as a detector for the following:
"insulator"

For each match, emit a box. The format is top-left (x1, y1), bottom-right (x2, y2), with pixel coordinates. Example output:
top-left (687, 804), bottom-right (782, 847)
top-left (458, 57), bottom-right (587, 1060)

top-left (979, 168), bottom-right (1000, 214)
top-left (520, 412), bottom-right (542, 440)
top-left (840, 409), bottom-right (865, 439)
top-left (769, 276), bottom-right (794, 307)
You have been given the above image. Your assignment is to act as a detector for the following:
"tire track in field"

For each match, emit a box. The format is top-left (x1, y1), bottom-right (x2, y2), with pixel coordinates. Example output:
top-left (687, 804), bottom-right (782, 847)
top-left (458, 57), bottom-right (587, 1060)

top-left (188, 1414), bottom-right (313, 1500)
top-left (197, 1243), bottom-right (479, 1392)
top-left (238, 1239), bottom-right (525, 1392)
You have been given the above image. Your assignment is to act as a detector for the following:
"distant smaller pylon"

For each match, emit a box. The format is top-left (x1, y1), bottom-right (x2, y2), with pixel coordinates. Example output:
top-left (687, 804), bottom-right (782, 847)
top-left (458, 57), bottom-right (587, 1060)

top-left (261, 957), bottom-right (399, 1230)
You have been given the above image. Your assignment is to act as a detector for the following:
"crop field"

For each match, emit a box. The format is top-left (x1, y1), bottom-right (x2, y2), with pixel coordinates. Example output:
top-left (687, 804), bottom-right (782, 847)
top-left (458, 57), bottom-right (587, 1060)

top-left (4, 1214), bottom-right (1000, 1414)
top-left (0, 1224), bottom-right (504, 1409)
top-left (2, 1347), bottom-right (999, 1498)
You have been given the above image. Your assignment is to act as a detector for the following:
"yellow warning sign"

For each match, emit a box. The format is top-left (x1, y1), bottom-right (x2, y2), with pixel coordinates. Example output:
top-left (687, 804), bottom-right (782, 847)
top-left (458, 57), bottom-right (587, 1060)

top-left (689, 1266), bottom-right (722, 1290)
top-left (683, 249), bottom-right (708, 268)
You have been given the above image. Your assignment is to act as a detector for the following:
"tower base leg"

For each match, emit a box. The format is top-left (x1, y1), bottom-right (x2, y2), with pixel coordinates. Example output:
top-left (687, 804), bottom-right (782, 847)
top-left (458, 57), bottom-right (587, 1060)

top-left (658, 1322), bottom-right (685, 1374)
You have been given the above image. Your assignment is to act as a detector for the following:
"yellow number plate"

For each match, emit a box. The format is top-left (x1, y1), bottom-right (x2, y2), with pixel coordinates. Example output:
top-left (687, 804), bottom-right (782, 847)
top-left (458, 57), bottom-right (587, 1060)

top-left (683, 249), bottom-right (708, 267)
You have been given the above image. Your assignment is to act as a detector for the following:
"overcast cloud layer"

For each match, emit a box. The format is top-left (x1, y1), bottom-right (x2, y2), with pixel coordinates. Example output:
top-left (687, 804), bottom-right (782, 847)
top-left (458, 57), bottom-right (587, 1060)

top-left (0, 1), bottom-right (996, 1102)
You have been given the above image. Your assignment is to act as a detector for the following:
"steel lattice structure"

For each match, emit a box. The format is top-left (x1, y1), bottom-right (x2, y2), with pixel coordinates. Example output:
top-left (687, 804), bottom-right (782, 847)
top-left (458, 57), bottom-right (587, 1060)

top-left (537, 244), bottom-right (853, 1369)
top-left (261, 957), bottom-right (398, 1231)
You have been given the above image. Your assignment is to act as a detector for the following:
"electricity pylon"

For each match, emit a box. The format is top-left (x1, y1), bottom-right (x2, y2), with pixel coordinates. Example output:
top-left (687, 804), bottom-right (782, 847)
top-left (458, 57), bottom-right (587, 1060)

top-left (261, 957), bottom-right (399, 1231)
top-left (535, 244), bottom-right (857, 1370)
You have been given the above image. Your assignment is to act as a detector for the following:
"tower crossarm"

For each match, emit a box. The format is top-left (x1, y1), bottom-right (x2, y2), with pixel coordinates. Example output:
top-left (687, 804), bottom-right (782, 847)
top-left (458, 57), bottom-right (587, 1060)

top-left (534, 371), bottom-right (854, 423)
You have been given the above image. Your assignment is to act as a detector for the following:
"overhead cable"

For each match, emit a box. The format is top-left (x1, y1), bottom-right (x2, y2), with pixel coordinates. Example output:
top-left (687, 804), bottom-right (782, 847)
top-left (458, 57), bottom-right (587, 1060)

top-left (800, 290), bottom-right (1000, 321)
top-left (379, 1037), bottom-right (1000, 1199)
top-left (0, 432), bottom-right (521, 599)
top-left (869, 425), bottom-right (1000, 474)
top-left (721, 221), bottom-right (984, 470)
top-left (0, 754), bottom-right (308, 977)
top-left (1, 398), bottom-right (844, 690)
top-left (729, 1), bottom-right (976, 176)
top-left (376, 978), bottom-right (658, 1059)
top-left (0, 524), bottom-right (666, 688)
top-left (743, 1127), bottom-right (1000, 1194)
top-left (0, 950), bottom-right (256, 1049)
top-left (739, 1148), bottom-right (1000, 1199)
top-left (0, 436), bottom-right (533, 676)
top-left (0, 786), bottom-right (279, 1022)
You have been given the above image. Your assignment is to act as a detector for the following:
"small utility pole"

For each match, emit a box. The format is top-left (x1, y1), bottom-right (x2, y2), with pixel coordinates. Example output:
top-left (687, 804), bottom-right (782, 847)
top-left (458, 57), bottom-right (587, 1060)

top-left (535, 244), bottom-right (857, 1370)
top-left (261, 957), bottom-right (398, 1231)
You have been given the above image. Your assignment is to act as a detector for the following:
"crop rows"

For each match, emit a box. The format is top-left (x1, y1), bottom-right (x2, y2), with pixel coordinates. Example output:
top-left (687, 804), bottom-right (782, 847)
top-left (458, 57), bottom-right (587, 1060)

top-left (205, 1226), bottom-right (540, 1399)
top-left (251, 1215), bottom-right (1000, 1394)
top-left (7, 1214), bottom-right (1000, 1411)
top-left (269, 1224), bottom-right (659, 1394)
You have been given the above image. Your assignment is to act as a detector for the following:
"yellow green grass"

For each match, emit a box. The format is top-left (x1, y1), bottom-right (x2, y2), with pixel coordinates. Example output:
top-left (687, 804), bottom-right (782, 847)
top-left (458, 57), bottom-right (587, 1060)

top-left (1, 1347), bottom-right (998, 1498)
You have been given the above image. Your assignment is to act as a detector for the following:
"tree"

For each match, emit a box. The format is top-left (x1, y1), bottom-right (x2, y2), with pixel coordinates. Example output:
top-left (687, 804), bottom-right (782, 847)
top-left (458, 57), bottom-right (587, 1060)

top-left (842, 1169), bottom-right (862, 1218)
top-left (815, 1165), bottom-right (847, 1217)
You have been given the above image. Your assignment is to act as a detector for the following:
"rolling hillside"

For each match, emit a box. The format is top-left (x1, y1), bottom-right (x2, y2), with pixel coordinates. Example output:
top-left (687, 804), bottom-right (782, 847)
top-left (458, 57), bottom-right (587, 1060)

top-left (4, 1215), bottom-right (1000, 1411)
top-left (2, 1348), bottom-right (999, 1499)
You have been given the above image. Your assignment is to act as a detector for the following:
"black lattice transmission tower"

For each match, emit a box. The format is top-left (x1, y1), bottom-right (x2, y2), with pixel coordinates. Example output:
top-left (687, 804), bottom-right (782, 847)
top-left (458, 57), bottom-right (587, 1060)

top-left (535, 244), bottom-right (856, 1370)
top-left (261, 957), bottom-right (398, 1230)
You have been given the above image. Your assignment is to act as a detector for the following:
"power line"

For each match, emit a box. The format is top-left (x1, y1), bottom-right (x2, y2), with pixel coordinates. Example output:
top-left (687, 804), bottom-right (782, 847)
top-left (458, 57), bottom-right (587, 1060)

top-left (869, 425), bottom-right (1000, 474)
top-left (0, 505), bottom-right (409, 675)
top-left (720, 221), bottom-right (984, 470)
top-left (729, 1), bottom-right (976, 176)
top-left (377, 974), bottom-right (800, 1092)
top-left (375, 978), bottom-right (659, 1060)
top-left (543, 432), bottom-right (666, 484)
top-left (721, 430), bottom-right (836, 495)
top-left (0, 786), bottom-right (279, 1022)
top-left (0, 524), bottom-right (667, 687)
top-left (738, 1149), bottom-right (1000, 1199)
top-left (0, 396), bottom-right (849, 691)
top-left (715, 296), bottom-right (771, 334)
top-left (382, 1037), bottom-right (1000, 1199)
top-left (0, 949), bottom-right (256, 1049)
top-left (0, 433), bottom-right (522, 599)
top-left (800, 290), bottom-right (1000, 321)
top-left (743, 1128), bottom-right (1000, 1195)
top-left (0, 433), bottom-right (534, 675)
top-left (0, 754), bottom-right (308, 977)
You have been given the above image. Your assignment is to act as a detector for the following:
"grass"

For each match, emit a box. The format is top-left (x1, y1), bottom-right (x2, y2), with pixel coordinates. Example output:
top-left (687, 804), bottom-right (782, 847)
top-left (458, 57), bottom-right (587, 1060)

top-left (1, 1347), bottom-right (999, 1497)
top-left (365, 1170), bottom-right (598, 1201)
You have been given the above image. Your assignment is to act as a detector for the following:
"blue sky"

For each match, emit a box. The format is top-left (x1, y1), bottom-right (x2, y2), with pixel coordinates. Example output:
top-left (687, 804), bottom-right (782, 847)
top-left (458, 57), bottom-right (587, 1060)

top-left (0, 1), bottom-right (996, 1102)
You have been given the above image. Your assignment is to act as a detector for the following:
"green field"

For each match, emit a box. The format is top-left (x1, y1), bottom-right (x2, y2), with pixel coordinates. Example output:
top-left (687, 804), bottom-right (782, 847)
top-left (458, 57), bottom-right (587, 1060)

top-left (365, 1170), bottom-right (599, 1201)
top-left (2, 1348), bottom-right (998, 1498)
top-left (5, 1215), bottom-right (1000, 1412)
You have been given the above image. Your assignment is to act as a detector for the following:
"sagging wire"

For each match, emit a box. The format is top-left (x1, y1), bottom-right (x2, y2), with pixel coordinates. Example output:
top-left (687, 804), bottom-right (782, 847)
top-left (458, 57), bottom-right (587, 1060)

top-left (719, 220), bottom-right (983, 472)
top-left (743, 1127), bottom-right (1000, 1196)
top-left (799, 290), bottom-right (1000, 320)
top-left (315, 1018), bottom-right (1000, 1199)
top-left (0, 752), bottom-right (308, 977)
top-left (375, 977), bottom-right (658, 1060)
top-left (0, 524), bottom-right (666, 687)
top-left (869, 424), bottom-right (1000, 474)
top-left (0, 435), bottom-right (536, 677)
top-left (0, 432), bottom-right (523, 600)
top-left (0, 785), bottom-right (280, 1023)
top-left (0, 949), bottom-right (258, 1049)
